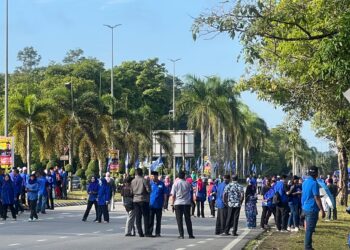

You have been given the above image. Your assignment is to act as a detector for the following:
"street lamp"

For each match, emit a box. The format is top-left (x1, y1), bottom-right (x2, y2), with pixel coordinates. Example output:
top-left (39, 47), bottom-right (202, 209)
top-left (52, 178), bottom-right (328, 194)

top-left (168, 58), bottom-right (181, 130)
top-left (104, 24), bottom-right (121, 98)
top-left (4, 0), bottom-right (9, 136)
top-left (64, 82), bottom-right (74, 167)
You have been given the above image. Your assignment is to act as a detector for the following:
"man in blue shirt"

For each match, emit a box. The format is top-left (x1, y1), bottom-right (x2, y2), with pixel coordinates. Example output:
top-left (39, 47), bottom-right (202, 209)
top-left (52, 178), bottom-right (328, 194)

top-left (214, 174), bottom-right (230, 235)
top-left (302, 166), bottom-right (325, 250)
top-left (273, 174), bottom-right (289, 232)
top-left (149, 171), bottom-right (166, 237)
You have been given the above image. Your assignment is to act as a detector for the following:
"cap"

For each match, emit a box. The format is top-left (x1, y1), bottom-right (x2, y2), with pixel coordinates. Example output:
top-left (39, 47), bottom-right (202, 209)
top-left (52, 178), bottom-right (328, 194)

top-left (308, 166), bottom-right (318, 176)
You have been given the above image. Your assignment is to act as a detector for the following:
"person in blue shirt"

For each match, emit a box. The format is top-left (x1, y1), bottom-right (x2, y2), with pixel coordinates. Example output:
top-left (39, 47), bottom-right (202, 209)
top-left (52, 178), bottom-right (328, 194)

top-left (287, 176), bottom-right (302, 231)
top-left (214, 175), bottom-right (230, 235)
top-left (26, 174), bottom-right (39, 221)
top-left (13, 169), bottom-right (24, 215)
top-left (37, 171), bottom-right (48, 214)
top-left (82, 176), bottom-right (99, 222)
top-left (61, 168), bottom-right (68, 200)
top-left (273, 174), bottom-right (289, 232)
top-left (20, 167), bottom-right (29, 207)
top-left (149, 171), bottom-right (166, 237)
top-left (260, 179), bottom-right (276, 229)
top-left (0, 168), bottom-right (4, 217)
top-left (97, 177), bottom-right (111, 223)
top-left (195, 177), bottom-right (206, 218)
top-left (302, 166), bottom-right (325, 250)
top-left (46, 168), bottom-right (55, 210)
top-left (1, 174), bottom-right (17, 220)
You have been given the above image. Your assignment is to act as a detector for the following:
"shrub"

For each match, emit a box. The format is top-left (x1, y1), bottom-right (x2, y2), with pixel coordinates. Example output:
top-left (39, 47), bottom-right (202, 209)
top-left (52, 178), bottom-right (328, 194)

top-left (75, 168), bottom-right (86, 179)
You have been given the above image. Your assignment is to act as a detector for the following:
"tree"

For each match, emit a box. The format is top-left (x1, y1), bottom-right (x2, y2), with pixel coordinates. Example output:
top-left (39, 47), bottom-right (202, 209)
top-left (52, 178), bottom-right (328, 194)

top-left (17, 46), bottom-right (41, 72)
top-left (63, 48), bottom-right (85, 64)
top-left (193, 0), bottom-right (350, 205)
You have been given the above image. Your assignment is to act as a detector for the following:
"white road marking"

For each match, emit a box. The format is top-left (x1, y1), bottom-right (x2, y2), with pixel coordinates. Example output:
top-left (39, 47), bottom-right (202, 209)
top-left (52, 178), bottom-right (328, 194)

top-left (175, 248), bottom-right (186, 250)
top-left (110, 216), bottom-right (127, 219)
top-left (186, 244), bottom-right (196, 247)
top-left (120, 227), bottom-right (125, 229)
top-left (59, 236), bottom-right (68, 239)
top-left (222, 229), bottom-right (250, 250)
top-left (197, 241), bottom-right (206, 244)
top-left (37, 239), bottom-right (47, 242)
top-left (0, 223), bottom-right (4, 225)
top-left (61, 213), bottom-right (72, 215)
top-left (47, 217), bottom-right (54, 220)
top-left (106, 229), bottom-right (113, 232)
top-left (206, 238), bottom-right (214, 241)
top-left (77, 234), bottom-right (85, 236)
top-left (8, 243), bottom-right (21, 246)
top-left (93, 231), bottom-right (100, 234)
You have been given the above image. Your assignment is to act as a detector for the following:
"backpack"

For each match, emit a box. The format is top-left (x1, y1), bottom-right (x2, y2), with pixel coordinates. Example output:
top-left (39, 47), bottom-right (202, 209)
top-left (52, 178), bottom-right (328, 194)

top-left (272, 191), bottom-right (281, 205)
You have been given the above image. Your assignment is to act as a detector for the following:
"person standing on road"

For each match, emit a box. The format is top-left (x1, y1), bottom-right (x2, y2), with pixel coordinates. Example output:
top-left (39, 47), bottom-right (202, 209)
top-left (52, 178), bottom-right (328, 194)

top-left (20, 167), bottom-right (29, 207)
top-left (1, 174), bottom-right (17, 220)
top-left (222, 175), bottom-right (244, 236)
top-left (13, 169), bottom-right (24, 215)
top-left (195, 177), bottom-right (206, 218)
top-left (46, 168), bottom-right (55, 210)
top-left (26, 174), bottom-right (39, 221)
top-left (207, 179), bottom-right (216, 218)
top-left (302, 166), bottom-right (325, 250)
top-left (149, 171), bottom-right (166, 237)
top-left (214, 175), bottom-right (230, 235)
top-left (245, 180), bottom-right (258, 229)
top-left (171, 171), bottom-right (195, 239)
top-left (97, 177), bottom-right (111, 223)
top-left (82, 176), bottom-right (99, 222)
top-left (122, 176), bottom-right (136, 236)
top-left (257, 175), bottom-right (263, 195)
top-left (131, 168), bottom-right (151, 237)
top-left (37, 171), bottom-right (48, 214)
top-left (273, 174), bottom-right (289, 232)
top-left (163, 175), bottom-right (172, 210)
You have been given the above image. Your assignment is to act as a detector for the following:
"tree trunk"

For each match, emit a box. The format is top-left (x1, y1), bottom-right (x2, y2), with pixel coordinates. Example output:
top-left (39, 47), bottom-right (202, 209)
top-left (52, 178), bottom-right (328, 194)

top-left (27, 125), bottom-right (31, 174)
top-left (242, 147), bottom-right (246, 178)
top-left (98, 158), bottom-right (103, 178)
top-left (292, 150), bottom-right (295, 176)
top-left (235, 140), bottom-right (238, 177)
top-left (336, 132), bottom-right (348, 206)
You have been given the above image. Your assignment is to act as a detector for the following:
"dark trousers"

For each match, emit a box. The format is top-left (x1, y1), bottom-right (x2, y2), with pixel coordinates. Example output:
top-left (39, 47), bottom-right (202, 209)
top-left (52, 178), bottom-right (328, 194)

top-left (97, 204), bottom-right (109, 222)
top-left (29, 199), bottom-right (38, 219)
top-left (83, 200), bottom-right (98, 220)
top-left (46, 187), bottom-right (54, 209)
top-left (62, 184), bottom-right (67, 199)
top-left (175, 204), bottom-right (193, 237)
top-left (209, 200), bottom-right (215, 217)
top-left (276, 203), bottom-right (289, 230)
top-left (191, 200), bottom-right (196, 216)
top-left (215, 207), bottom-right (227, 234)
top-left (15, 194), bottom-right (24, 214)
top-left (196, 200), bottom-right (204, 217)
top-left (2, 204), bottom-right (16, 219)
top-left (224, 206), bottom-right (241, 234)
top-left (21, 187), bottom-right (27, 206)
top-left (149, 207), bottom-right (162, 235)
top-left (134, 202), bottom-right (150, 236)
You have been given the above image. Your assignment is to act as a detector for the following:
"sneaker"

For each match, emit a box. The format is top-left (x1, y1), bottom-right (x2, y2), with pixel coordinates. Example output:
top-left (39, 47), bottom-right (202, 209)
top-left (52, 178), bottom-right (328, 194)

top-left (281, 230), bottom-right (289, 233)
top-left (28, 218), bottom-right (33, 222)
top-left (287, 226), bottom-right (291, 231)
top-left (34, 218), bottom-right (38, 221)
top-left (12, 218), bottom-right (17, 221)
top-left (276, 229), bottom-right (281, 232)
top-left (293, 227), bottom-right (299, 232)
top-left (221, 232), bottom-right (230, 236)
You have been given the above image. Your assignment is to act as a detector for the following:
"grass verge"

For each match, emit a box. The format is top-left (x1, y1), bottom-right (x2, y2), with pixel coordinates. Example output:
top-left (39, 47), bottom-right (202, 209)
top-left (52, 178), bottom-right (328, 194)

top-left (244, 206), bottom-right (350, 250)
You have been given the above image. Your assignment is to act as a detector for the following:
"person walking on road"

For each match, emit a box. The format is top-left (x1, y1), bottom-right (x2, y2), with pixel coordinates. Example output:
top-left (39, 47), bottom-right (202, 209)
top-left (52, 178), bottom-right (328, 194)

top-left (302, 166), bottom-right (325, 250)
top-left (97, 177), bottom-right (111, 223)
top-left (207, 179), bottom-right (216, 218)
top-left (222, 175), bottom-right (244, 236)
top-left (26, 174), bottom-right (39, 221)
top-left (149, 171), bottom-right (166, 237)
top-left (171, 171), bottom-right (195, 239)
top-left (37, 172), bottom-right (48, 214)
top-left (214, 175), bottom-right (230, 235)
top-left (1, 174), bottom-right (17, 221)
top-left (131, 168), bottom-right (151, 237)
top-left (195, 177), bottom-right (206, 218)
top-left (82, 176), bottom-right (99, 222)
top-left (13, 169), bottom-right (24, 215)
top-left (122, 176), bottom-right (136, 236)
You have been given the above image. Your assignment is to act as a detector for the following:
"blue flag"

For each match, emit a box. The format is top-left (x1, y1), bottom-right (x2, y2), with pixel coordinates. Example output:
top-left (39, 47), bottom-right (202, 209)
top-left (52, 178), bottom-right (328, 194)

top-left (125, 152), bottom-right (129, 172)
top-left (135, 158), bottom-right (140, 169)
top-left (185, 160), bottom-right (190, 172)
top-left (176, 160), bottom-right (180, 172)
top-left (151, 157), bottom-right (163, 172)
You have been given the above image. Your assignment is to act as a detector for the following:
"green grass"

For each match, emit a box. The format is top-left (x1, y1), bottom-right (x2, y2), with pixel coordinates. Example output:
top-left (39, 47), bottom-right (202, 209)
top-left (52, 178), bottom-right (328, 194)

top-left (244, 206), bottom-right (350, 250)
top-left (66, 190), bottom-right (121, 201)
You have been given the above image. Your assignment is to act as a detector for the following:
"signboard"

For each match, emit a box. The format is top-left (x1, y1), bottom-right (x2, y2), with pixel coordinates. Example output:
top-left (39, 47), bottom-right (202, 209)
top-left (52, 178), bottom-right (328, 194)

top-left (152, 130), bottom-right (194, 157)
top-left (108, 149), bottom-right (120, 172)
top-left (0, 136), bottom-right (14, 170)
top-left (204, 161), bottom-right (211, 175)
top-left (60, 155), bottom-right (69, 161)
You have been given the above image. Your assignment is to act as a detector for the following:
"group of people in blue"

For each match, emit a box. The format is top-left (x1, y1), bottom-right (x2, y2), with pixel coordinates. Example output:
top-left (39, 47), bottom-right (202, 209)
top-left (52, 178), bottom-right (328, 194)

top-left (0, 166), bottom-right (68, 221)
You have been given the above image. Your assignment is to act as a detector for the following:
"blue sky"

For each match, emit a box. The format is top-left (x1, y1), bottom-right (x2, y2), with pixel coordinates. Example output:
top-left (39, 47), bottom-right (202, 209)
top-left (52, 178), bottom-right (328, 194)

top-left (1, 0), bottom-right (331, 151)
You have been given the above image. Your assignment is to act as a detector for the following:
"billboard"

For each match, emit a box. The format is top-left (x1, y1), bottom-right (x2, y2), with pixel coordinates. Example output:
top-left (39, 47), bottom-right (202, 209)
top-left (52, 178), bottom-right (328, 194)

top-left (152, 130), bottom-right (194, 157)
top-left (108, 149), bottom-right (120, 172)
top-left (0, 136), bottom-right (14, 169)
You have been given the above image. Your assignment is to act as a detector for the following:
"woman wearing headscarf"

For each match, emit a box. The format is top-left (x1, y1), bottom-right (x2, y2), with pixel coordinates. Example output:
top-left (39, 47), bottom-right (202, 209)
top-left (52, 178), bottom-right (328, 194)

top-left (195, 177), bottom-right (206, 218)
top-left (26, 173), bottom-right (39, 221)
top-left (207, 179), bottom-right (216, 218)
top-left (245, 180), bottom-right (258, 228)
top-left (1, 174), bottom-right (16, 220)
top-left (163, 176), bottom-right (172, 210)
top-left (82, 176), bottom-right (99, 222)
top-left (97, 177), bottom-right (111, 223)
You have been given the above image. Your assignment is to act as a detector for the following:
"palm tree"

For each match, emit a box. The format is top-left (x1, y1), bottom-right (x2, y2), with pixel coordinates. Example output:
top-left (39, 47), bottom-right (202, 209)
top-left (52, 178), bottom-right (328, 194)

top-left (10, 94), bottom-right (51, 173)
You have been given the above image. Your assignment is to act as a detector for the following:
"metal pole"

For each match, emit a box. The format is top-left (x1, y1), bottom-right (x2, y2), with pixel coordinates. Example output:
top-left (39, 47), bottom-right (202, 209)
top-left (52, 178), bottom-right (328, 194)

top-left (4, 0), bottom-right (9, 136)
top-left (169, 58), bottom-right (181, 131)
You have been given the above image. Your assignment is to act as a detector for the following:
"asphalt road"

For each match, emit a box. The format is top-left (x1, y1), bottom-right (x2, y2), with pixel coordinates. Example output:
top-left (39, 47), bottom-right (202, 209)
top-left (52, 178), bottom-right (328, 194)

top-left (0, 202), bottom-right (262, 250)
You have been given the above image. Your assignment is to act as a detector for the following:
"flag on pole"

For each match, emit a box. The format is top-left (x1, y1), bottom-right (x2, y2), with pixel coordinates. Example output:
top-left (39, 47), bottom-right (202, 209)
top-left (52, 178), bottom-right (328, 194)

top-left (185, 159), bottom-right (190, 172)
top-left (231, 160), bottom-right (236, 173)
top-left (125, 152), bottom-right (129, 172)
top-left (150, 157), bottom-right (163, 172)
top-left (176, 160), bottom-right (180, 172)
top-left (135, 158), bottom-right (140, 169)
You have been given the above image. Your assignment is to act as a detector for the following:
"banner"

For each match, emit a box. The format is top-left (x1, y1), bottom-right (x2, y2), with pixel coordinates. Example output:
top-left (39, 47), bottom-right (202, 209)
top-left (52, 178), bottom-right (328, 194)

top-left (108, 149), bottom-right (119, 172)
top-left (0, 137), bottom-right (14, 170)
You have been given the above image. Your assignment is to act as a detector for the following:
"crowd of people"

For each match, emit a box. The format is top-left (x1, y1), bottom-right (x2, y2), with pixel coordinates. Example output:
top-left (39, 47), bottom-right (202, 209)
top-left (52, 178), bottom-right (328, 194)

top-left (0, 164), bottom-right (343, 250)
top-left (0, 166), bottom-right (69, 221)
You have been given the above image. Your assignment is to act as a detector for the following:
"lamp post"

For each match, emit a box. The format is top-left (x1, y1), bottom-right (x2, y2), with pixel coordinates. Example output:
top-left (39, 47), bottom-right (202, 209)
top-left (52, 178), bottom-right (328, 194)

top-left (64, 82), bottom-right (74, 167)
top-left (104, 24), bottom-right (121, 98)
top-left (4, 0), bottom-right (9, 136)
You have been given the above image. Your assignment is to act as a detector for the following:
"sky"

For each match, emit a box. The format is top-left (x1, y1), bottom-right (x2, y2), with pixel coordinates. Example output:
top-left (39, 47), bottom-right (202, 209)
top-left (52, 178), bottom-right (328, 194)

top-left (0, 0), bottom-right (331, 152)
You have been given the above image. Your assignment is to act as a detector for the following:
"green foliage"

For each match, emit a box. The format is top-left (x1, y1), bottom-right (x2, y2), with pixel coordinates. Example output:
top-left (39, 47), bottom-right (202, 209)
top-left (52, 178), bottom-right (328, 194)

top-left (64, 164), bottom-right (73, 173)
top-left (31, 162), bottom-right (44, 172)
top-left (46, 160), bottom-right (57, 170)
top-left (128, 167), bottom-right (135, 176)
top-left (75, 168), bottom-right (86, 179)
top-left (86, 160), bottom-right (99, 176)
top-left (16, 46), bottom-right (41, 72)
top-left (80, 179), bottom-right (87, 191)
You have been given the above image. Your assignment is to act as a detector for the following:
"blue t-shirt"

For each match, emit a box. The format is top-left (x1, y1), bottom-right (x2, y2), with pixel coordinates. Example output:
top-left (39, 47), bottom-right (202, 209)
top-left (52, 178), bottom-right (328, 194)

top-left (273, 180), bottom-right (288, 203)
top-left (302, 177), bottom-right (320, 212)
top-left (215, 182), bottom-right (227, 209)
top-left (150, 180), bottom-right (165, 209)
top-left (38, 177), bottom-right (48, 196)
